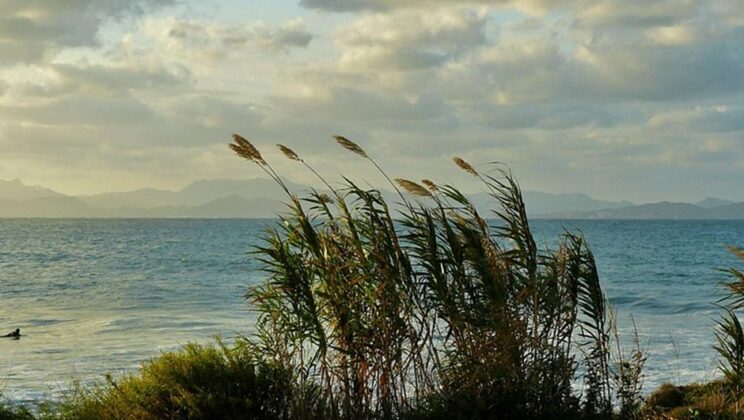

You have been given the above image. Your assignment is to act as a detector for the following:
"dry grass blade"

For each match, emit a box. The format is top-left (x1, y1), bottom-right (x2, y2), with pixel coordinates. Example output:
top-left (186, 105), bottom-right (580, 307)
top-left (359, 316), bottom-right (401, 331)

top-left (453, 157), bottom-right (478, 176)
top-left (278, 144), bottom-right (301, 161)
top-left (230, 134), bottom-right (266, 164)
top-left (334, 135), bottom-right (368, 158)
top-left (396, 178), bottom-right (432, 198)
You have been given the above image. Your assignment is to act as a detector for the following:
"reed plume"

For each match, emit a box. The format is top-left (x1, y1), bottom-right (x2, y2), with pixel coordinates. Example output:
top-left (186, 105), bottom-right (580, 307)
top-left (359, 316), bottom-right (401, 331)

top-left (395, 178), bottom-right (432, 198)
top-left (230, 134), bottom-right (266, 165)
top-left (453, 157), bottom-right (478, 176)
top-left (229, 134), bottom-right (293, 198)
top-left (277, 144), bottom-right (301, 161)
top-left (334, 135), bottom-right (368, 158)
top-left (420, 179), bottom-right (439, 193)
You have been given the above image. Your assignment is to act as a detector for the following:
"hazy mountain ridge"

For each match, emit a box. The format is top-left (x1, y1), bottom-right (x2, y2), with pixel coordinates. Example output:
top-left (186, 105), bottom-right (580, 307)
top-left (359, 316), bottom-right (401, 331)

top-left (695, 197), bottom-right (735, 209)
top-left (2, 178), bottom-right (742, 219)
top-left (0, 179), bottom-right (63, 201)
top-left (551, 201), bottom-right (744, 219)
top-left (76, 178), bottom-right (307, 209)
top-left (468, 191), bottom-right (633, 217)
top-left (0, 178), bottom-right (323, 218)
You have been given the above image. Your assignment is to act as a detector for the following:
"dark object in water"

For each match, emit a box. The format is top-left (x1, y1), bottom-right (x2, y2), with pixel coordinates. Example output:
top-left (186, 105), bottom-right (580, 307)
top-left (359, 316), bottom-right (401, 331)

top-left (3, 328), bottom-right (21, 338)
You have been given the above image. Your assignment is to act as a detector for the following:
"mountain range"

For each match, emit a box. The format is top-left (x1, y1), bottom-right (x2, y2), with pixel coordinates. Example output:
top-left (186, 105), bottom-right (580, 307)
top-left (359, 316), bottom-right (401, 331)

top-left (552, 200), bottom-right (744, 219)
top-left (1, 178), bottom-right (742, 219)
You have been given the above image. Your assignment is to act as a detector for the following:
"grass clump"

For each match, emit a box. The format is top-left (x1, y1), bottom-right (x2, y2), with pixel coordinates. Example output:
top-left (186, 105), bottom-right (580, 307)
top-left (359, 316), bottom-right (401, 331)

top-left (0, 398), bottom-right (34, 420)
top-left (644, 381), bottom-right (736, 419)
top-left (57, 341), bottom-right (319, 420)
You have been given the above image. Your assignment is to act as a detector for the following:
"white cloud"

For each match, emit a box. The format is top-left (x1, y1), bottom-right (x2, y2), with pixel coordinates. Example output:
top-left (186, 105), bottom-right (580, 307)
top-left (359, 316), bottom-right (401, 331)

top-left (0, 0), bottom-right (175, 64)
top-left (335, 7), bottom-right (488, 72)
top-left (645, 24), bottom-right (700, 45)
top-left (648, 105), bottom-right (744, 132)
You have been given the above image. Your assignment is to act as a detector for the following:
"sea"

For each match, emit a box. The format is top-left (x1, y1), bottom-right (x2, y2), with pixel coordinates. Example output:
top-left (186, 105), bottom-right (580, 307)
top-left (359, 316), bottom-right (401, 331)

top-left (1, 218), bottom-right (743, 403)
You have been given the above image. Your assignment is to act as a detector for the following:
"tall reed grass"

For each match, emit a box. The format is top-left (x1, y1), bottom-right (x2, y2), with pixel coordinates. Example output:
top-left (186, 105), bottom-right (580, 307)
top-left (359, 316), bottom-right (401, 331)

top-left (231, 134), bottom-right (645, 419)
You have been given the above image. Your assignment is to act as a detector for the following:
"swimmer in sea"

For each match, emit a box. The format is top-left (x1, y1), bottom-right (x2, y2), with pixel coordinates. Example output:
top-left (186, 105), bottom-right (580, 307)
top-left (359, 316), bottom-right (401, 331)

top-left (3, 328), bottom-right (20, 338)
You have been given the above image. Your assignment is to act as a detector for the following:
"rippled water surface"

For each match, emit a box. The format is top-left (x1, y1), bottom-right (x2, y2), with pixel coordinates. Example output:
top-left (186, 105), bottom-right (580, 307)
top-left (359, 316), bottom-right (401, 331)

top-left (1, 219), bottom-right (743, 401)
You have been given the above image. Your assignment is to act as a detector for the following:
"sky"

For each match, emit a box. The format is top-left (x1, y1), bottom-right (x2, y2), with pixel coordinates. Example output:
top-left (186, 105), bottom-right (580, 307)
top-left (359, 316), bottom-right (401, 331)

top-left (1, 0), bottom-right (744, 202)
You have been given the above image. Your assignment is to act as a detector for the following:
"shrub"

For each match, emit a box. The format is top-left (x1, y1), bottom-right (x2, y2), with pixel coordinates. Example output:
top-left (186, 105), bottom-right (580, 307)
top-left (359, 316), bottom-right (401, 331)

top-left (644, 382), bottom-right (735, 419)
top-left (58, 341), bottom-right (319, 420)
top-left (0, 398), bottom-right (33, 420)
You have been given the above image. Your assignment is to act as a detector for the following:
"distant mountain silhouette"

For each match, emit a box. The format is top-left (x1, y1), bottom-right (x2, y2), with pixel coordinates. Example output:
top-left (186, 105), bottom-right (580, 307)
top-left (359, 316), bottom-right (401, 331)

top-left (0, 196), bottom-right (101, 218)
top-left (0, 178), bottom-right (318, 218)
top-left (551, 201), bottom-right (744, 219)
top-left (0, 179), bottom-right (63, 201)
top-left (77, 178), bottom-right (307, 209)
top-left (708, 202), bottom-right (744, 219)
top-left (2, 177), bottom-right (743, 219)
top-left (102, 195), bottom-right (282, 218)
top-left (468, 191), bottom-right (632, 217)
top-left (695, 197), bottom-right (735, 209)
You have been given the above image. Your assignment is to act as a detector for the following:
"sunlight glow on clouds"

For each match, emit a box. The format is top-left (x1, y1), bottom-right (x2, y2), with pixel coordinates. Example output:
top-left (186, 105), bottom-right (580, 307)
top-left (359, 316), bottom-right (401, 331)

top-left (1, 0), bottom-right (744, 201)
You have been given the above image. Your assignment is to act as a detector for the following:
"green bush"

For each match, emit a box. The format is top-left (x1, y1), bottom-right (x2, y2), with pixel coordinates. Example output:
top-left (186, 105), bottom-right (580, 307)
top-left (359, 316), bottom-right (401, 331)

top-left (57, 341), bottom-right (320, 420)
top-left (644, 382), bottom-right (739, 419)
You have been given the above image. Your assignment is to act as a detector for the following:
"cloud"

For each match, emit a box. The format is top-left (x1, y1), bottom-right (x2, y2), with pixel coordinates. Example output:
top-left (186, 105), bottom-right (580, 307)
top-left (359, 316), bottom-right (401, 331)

top-left (573, 0), bottom-right (699, 30)
top-left (336, 7), bottom-right (488, 72)
top-left (142, 17), bottom-right (313, 66)
top-left (4, 0), bottom-right (744, 201)
top-left (299, 0), bottom-right (488, 12)
top-left (0, 96), bottom-right (155, 127)
top-left (51, 63), bottom-right (189, 93)
top-left (270, 86), bottom-right (452, 124)
top-left (648, 105), bottom-right (744, 132)
top-left (0, 0), bottom-right (175, 64)
top-left (645, 24), bottom-right (700, 45)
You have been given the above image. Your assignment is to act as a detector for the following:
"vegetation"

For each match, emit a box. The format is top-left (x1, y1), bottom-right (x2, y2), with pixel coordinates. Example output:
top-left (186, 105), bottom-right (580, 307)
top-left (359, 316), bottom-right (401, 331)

top-left (644, 381), bottom-right (732, 418)
top-left (641, 247), bottom-right (744, 419)
top-left (8, 135), bottom-right (744, 419)
top-left (0, 397), bottom-right (33, 420)
top-left (227, 134), bottom-right (645, 418)
top-left (29, 342), bottom-right (316, 420)
top-left (2, 134), bottom-right (653, 419)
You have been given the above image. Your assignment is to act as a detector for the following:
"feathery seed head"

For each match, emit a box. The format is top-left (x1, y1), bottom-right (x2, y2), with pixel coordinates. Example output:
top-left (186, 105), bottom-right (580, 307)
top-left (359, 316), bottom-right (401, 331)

top-left (395, 178), bottom-right (432, 198)
top-left (317, 193), bottom-right (334, 204)
top-left (453, 157), bottom-right (478, 176)
top-left (334, 135), bottom-right (368, 158)
top-left (230, 134), bottom-right (266, 164)
top-left (277, 144), bottom-right (301, 161)
top-left (421, 179), bottom-right (439, 192)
